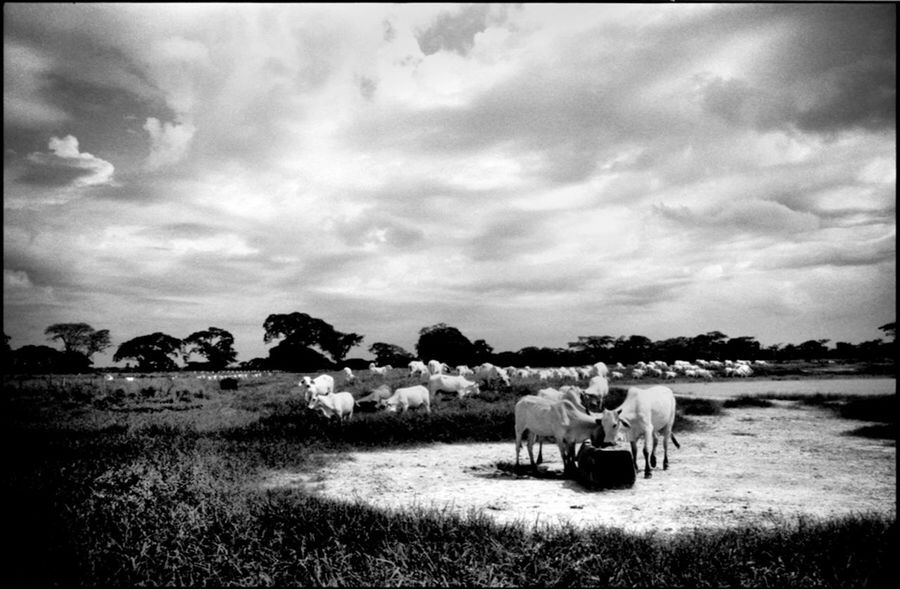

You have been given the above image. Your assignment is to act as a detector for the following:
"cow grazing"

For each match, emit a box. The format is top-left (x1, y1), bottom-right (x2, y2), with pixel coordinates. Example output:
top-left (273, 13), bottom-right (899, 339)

top-left (474, 363), bottom-right (510, 386)
top-left (427, 373), bottom-right (480, 398)
top-left (308, 391), bottom-right (355, 421)
top-left (381, 385), bottom-right (431, 414)
top-left (514, 396), bottom-right (604, 475)
top-left (598, 385), bottom-right (680, 478)
top-left (534, 387), bottom-right (588, 464)
top-left (342, 367), bottom-right (356, 382)
top-left (299, 374), bottom-right (335, 403)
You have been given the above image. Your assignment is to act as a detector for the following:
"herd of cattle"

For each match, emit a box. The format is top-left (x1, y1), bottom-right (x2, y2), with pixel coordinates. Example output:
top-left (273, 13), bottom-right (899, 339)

top-left (301, 360), bottom-right (682, 481)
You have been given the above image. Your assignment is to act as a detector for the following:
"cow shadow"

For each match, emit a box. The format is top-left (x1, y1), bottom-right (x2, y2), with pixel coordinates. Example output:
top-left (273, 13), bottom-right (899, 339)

top-left (467, 460), bottom-right (632, 493)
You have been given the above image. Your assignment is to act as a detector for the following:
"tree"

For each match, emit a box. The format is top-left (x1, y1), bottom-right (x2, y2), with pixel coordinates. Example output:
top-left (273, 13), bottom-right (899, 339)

top-left (878, 322), bottom-right (895, 340)
top-left (415, 323), bottom-right (475, 366)
top-left (797, 339), bottom-right (831, 361)
top-left (567, 335), bottom-right (615, 363)
top-left (183, 327), bottom-right (238, 370)
top-left (262, 312), bottom-right (363, 371)
top-left (44, 323), bottom-right (111, 366)
top-left (368, 342), bottom-right (414, 366)
top-left (471, 339), bottom-right (494, 364)
top-left (113, 332), bottom-right (183, 372)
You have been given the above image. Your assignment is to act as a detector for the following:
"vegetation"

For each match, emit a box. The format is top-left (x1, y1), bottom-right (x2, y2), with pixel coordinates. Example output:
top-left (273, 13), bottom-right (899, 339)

top-left (3, 372), bottom-right (895, 586)
top-left (4, 317), bottom-right (896, 374)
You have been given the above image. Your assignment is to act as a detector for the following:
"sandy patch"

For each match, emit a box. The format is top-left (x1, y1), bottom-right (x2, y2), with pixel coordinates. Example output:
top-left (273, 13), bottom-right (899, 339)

top-left (261, 402), bottom-right (895, 535)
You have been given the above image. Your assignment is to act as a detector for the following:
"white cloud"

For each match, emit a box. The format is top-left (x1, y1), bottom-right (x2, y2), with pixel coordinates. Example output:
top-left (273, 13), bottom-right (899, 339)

top-left (143, 117), bottom-right (196, 170)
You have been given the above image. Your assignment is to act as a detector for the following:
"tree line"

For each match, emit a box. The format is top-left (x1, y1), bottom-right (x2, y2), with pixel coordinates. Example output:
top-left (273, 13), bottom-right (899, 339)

top-left (3, 314), bottom-right (895, 374)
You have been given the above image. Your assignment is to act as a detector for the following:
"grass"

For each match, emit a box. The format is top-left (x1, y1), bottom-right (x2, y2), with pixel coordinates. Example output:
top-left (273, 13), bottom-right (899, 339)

top-left (3, 373), bottom-right (896, 586)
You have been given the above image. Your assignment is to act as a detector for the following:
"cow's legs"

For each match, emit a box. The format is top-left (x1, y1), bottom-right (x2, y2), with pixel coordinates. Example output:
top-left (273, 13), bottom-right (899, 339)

top-left (515, 428), bottom-right (523, 467)
top-left (536, 439), bottom-right (544, 465)
top-left (650, 432), bottom-right (659, 468)
top-left (630, 440), bottom-right (639, 473)
top-left (643, 430), bottom-right (653, 478)
top-left (662, 428), bottom-right (670, 470)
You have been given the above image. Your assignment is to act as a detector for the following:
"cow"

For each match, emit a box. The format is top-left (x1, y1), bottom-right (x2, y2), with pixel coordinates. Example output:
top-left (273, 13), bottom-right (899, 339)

top-left (533, 386), bottom-right (588, 464)
top-left (427, 373), bottom-right (480, 398)
top-left (597, 385), bottom-right (680, 478)
top-left (299, 374), bottom-right (335, 403)
top-left (514, 395), bottom-right (604, 475)
top-left (474, 363), bottom-right (510, 386)
top-left (583, 375), bottom-right (609, 412)
top-left (369, 363), bottom-right (392, 376)
top-left (355, 384), bottom-right (393, 408)
top-left (308, 391), bottom-right (355, 421)
top-left (380, 385), bottom-right (431, 414)
top-left (408, 360), bottom-right (429, 379)
top-left (427, 359), bottom-right (450, 375)
top-left (342, 367), bottom-right (356, 382)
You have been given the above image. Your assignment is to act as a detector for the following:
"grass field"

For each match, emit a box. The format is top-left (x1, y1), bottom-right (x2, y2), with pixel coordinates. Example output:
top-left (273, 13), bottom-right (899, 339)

top-left (3, 371), bottom-right (895, 586)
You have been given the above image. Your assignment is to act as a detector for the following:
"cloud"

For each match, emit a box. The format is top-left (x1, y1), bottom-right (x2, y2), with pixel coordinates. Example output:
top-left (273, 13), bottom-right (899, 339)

top-left (17, 135), bottom-right (115, 188)
top-left (142, 117), bottom-right (196, 170)
top-left (654, 199), bottom-right (821, 235)
top-left (3, 41), bottom-right (70, 127)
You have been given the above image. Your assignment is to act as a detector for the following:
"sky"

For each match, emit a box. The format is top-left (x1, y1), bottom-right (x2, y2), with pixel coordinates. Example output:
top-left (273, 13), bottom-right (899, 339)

top-left (3, 3), bottom-right (896, 368)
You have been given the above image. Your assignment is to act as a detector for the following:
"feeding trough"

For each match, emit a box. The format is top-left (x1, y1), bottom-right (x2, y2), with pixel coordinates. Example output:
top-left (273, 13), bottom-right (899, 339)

top-left (575, 443), bottom-right (635, 489)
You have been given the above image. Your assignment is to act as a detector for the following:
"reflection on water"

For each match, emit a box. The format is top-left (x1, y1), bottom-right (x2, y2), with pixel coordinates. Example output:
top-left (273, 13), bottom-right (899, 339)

top-left (665, 377), bottom-right (895, 398)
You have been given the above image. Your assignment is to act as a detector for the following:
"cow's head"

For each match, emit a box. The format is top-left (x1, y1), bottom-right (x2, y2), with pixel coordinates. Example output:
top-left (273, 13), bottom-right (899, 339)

top-left (460, 382), bottom-right (480, 398)
top-left (595, 408), bottom-right (628, 448)
top-left (307, 395), bottom-right (323, 411)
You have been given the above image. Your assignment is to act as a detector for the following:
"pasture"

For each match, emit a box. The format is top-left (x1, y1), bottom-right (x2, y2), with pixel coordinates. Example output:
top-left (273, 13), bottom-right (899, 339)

top-left (3, 369), bottom-right (896, 586)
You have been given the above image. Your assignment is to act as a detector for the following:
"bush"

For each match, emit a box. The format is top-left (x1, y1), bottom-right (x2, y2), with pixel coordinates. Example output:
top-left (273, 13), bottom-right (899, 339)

top-left (219, 378), bottom-right (239, 391)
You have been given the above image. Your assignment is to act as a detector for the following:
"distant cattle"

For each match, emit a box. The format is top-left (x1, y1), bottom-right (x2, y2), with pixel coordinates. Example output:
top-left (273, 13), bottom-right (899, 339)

top-left (381, 385), bottom-right (431, 414)
top-left (308, 391), bottom-right (355, 421)
top-left (427, 373), bottom-right (480, 398)
top-left (369, 363), bottom-right (392, 376)
top-left (597, 385), bottom-right (680, 478)
top-left (300, 374), bottom-right (335, 403)
top-left (514, 396), bottom-right (604, 475)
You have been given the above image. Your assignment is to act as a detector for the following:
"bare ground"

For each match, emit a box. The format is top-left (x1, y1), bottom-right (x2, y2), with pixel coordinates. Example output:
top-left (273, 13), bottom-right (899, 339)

top-left (260, 401), bottom-right (896, 535)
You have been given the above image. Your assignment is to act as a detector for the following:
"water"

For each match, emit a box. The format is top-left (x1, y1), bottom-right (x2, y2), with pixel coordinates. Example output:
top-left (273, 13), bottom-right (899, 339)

top-left (664, 377), bottom-right (895, 399)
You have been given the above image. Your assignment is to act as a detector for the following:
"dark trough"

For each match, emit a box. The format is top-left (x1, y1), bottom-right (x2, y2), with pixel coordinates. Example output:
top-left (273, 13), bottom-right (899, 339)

top-left (575, 444), bottom-right (636, 489)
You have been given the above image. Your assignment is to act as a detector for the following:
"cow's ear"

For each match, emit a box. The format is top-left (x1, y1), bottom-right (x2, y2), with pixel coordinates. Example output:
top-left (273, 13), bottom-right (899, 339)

top-left (619, 417), bottom-right (631, 429)
top-left (615, 408), bottom-right (623, 416)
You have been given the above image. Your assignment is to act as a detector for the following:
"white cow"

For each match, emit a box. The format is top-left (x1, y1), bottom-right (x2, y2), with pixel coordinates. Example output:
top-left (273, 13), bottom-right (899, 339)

top-left (381, 385), bottom-right (431, 414)
top-left (583, 375), bottom-right (609, 411)
top-left (590, 361), bottom-right (609, 378)
top-left (355, 384), bottom-right (393, 406)
top-left (299, 374), bottom-right (335, 403)
top-left (534, 386), bottom-right (588, 464)
top-left (342, 367), bottom-right (356, 382)
top-left (369, 363), bottom-right (392, 376)
top-left (514, 396), bottom-right (604, 474)
top-left (308, 391), bottom-right (355, 421)
top-left (597, 385), bottom-right (680, 479)
top-left (408, 360), bottom-right (429, 378)
top-left (427, 373), bottom-right (480, 398)
top-left (427, 359), bottom-right (450, 375)
top-left (474, 363), bottom-right (510, 386)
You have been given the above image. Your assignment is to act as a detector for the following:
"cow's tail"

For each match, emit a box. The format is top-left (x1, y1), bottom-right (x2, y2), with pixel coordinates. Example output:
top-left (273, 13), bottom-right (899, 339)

top-left (670, 432), bottom-right (681, 449)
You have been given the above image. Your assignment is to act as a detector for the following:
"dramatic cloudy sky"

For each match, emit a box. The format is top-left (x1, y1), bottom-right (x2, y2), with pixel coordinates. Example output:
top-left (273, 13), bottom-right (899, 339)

top-left (4, 3), bottom-right (896, 367)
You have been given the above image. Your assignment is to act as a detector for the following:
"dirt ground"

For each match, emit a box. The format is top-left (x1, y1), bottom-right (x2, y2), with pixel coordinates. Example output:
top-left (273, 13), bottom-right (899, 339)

top-left (261, 401), bottom-right (896, 535)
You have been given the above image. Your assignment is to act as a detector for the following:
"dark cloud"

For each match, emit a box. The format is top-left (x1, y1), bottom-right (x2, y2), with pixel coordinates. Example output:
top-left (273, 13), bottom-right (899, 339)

top-left (698, 3), bottom-right (895, 135)
top-left (415, 4), bottom-right (492, 56)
